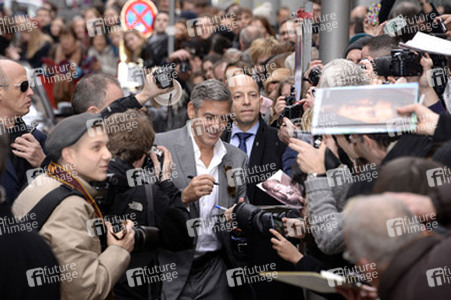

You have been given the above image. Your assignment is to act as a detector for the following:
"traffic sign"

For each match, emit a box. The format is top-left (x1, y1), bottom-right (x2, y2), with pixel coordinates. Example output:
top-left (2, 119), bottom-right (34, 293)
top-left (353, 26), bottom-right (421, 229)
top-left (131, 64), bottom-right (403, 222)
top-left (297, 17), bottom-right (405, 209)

top-left (121, 0), bottom-right (158, 38)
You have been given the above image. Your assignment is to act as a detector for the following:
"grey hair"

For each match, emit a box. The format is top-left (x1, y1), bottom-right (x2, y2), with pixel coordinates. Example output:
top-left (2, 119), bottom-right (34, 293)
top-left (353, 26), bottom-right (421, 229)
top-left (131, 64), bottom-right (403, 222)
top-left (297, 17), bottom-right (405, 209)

top-left (240, 25), bottom-right (263, 50)
top-left (343, 195), bottom-right (423, 271)
top-left (190, 79), bottom-right (232, 111)
top-left (318, 58), bottom-right (370, 88)
top-left (71, 73), bottom-right (120, 114)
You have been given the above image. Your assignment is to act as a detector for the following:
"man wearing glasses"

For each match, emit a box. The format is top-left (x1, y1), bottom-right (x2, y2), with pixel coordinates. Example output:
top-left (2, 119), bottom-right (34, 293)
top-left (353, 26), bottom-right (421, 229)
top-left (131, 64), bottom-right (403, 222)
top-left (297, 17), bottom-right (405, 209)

top-left (0, 59), bottom-right (47, 204)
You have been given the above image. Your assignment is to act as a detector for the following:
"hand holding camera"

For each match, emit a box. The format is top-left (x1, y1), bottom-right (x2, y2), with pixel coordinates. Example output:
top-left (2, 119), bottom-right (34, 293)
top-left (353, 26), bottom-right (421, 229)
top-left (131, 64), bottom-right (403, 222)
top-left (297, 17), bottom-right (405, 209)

top-left (288, 137), bottom-right (327, 175)
top-left (105, 220), bottom-right (135, 253)
top-left (148, 145), bottom-right (173, 182)
top-left (135, 67), bottom-right (175, 105)
top-left (277, 85), bottom-right (304, 127)
top-left (270, 228), bottom-right (303, 264)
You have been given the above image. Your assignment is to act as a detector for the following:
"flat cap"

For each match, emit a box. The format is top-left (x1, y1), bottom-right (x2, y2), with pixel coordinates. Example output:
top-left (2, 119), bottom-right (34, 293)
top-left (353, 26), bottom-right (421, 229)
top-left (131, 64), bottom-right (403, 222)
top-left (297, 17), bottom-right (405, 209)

top-left (46, 113), bottom-right (103, 162)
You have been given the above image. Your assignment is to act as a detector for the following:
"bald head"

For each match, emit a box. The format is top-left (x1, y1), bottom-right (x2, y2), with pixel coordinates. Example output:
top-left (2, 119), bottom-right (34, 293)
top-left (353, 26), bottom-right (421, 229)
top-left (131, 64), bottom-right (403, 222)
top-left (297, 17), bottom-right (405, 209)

top-left (0, 59), bottom-right (34, 119)
top-left (228, 74), bottom-right (262, 130)
top-left (344, 194), bottom-right (424, 271)
top-left (227, 74), bottom-right (259, 91)
top-left (0, 60), bottom-right (25, 85)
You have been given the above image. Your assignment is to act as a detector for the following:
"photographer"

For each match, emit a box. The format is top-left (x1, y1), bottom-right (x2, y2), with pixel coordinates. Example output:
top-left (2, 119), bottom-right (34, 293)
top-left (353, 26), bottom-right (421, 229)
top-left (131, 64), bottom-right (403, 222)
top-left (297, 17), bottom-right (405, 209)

top-left (12, 113), bottom-right (134, 300)
top-left (102, 110), bottom-right (192, 300)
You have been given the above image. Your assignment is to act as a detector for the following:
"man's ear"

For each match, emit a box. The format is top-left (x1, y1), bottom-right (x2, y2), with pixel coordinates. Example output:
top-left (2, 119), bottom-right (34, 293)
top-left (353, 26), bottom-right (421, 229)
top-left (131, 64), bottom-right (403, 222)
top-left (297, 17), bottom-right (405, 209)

top-left (86, 106), bottom-right (101, 114)
top-left (61, 147), bottom-right (75, 165)
top-left (187, 102), bottom-right (195, 120)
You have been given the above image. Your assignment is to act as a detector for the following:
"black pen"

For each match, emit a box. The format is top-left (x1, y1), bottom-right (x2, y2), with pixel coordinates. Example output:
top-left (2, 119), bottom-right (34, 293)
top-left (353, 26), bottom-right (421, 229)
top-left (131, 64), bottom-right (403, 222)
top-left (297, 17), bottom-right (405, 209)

top-left (187, 175), bottom-right (219, 185)
top-left (29, 126), bottom-right (37, 134)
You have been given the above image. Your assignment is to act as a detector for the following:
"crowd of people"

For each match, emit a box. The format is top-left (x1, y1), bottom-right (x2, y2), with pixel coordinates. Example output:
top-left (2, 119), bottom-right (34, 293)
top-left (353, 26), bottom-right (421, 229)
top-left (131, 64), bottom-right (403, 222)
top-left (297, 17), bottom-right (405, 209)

top-left (2, 0), bottom-right (451, 299)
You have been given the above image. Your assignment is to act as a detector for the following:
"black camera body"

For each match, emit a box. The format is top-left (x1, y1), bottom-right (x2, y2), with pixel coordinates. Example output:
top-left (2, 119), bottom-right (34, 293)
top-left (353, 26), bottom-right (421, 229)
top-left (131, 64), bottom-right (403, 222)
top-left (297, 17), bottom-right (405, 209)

top-left (374, 49), bottom-right (422, 77)
top-left (153, 66), bottom-right (174, 89)
top-left (307, 66), bottom-right (322, 86)
top-left (143, 146), bottom-right (164, 175)
top-left (132, 225), bottom-right (160, 251)
top-left (278, 85), bottom-right (304, 126)
top-left (179, 60), bottom-right (192, 73)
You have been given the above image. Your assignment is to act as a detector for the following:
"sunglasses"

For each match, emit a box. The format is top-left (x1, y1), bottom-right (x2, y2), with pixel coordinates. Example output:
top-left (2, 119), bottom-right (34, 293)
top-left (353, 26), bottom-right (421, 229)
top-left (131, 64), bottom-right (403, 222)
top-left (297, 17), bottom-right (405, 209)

top-left (0, 81), bottom-right (30, 93)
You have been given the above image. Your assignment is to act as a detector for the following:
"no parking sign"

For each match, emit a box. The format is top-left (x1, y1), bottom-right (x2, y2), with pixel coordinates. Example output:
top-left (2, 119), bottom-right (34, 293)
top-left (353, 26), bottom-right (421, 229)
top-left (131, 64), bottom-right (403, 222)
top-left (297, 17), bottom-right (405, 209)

top-left (121, 0), bottom-right (158, 38)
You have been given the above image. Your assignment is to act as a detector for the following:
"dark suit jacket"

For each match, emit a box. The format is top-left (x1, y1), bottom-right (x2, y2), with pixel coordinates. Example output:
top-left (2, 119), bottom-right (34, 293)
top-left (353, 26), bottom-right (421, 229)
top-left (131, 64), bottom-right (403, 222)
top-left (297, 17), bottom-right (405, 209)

top-left (1, 128), bottom-right (47, 204)
top-left (221, 118), bottom-right (287, 205)
top-left (155, 124), bottom-right (249, 300)
top-left (0, 202), bottom-right (60, 299)
top-left (222, 119), bottom-right (303, 300)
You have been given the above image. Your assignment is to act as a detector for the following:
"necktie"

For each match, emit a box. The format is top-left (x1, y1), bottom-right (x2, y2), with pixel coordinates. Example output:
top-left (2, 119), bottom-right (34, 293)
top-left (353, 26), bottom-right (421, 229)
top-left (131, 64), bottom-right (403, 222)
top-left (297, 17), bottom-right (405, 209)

top-left (235, 132), bottom-right (253, 154)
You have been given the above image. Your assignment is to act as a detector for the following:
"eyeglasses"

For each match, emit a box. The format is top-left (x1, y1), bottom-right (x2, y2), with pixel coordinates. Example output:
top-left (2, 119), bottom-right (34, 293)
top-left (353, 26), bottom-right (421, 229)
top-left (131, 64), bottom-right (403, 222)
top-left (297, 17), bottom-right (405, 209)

top-left (0, 81), bottom-right (30, 93)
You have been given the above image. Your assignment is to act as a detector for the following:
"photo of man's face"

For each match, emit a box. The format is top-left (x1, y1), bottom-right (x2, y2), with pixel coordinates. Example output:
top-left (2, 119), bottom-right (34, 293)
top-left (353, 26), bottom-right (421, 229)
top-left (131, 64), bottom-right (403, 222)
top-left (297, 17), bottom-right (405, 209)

top-left (311, 83), bottom-right (419, 135)
top-left (259, 170), bottom-right (304, 208)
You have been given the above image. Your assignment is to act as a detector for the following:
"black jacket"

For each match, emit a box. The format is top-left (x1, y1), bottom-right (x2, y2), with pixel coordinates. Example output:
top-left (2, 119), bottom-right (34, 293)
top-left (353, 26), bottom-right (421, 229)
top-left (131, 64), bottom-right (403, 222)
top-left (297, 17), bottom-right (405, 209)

top-left (1, 118), bottom-right (47, 204)
top-left (221, 118), bottom-right (287, 205)
top-left (0, 202), bottom-right (60, 300)
top-left (103, 157), bottom-right (193, 300)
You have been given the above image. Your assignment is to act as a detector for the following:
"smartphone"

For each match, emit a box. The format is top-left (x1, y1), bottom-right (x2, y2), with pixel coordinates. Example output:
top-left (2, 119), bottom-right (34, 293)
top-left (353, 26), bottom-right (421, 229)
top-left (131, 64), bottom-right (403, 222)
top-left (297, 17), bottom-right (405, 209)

top-left (383, 15), bottom-right (407, 36)
top-left (292, 130), bottom-right (314, 144)
top-left (367, 3), bottom-right (381, 26)
top-left (271, 215), bottom-right (285, 235)
top-left (438, 17), bottom-right (448, 33)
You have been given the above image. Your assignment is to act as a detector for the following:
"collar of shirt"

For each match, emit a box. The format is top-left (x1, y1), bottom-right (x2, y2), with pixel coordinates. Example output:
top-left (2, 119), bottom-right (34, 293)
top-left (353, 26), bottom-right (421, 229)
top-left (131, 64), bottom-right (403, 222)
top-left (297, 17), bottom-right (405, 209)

top-left (231, 120), bottom-right (260, 138)
top-left (187, 120), bottom-right (227, 169)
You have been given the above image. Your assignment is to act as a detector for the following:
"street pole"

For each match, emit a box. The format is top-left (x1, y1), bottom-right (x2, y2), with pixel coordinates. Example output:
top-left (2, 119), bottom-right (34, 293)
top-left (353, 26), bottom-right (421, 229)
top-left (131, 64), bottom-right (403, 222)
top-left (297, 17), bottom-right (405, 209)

top-left (319, 0), bottom-right (350, 64)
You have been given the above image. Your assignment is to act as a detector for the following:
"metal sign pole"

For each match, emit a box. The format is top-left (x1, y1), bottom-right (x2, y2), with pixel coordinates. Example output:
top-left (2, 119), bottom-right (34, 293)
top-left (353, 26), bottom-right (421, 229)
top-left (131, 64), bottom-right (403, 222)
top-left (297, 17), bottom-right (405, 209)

top-left (168, 0), bottom-right (175, 55)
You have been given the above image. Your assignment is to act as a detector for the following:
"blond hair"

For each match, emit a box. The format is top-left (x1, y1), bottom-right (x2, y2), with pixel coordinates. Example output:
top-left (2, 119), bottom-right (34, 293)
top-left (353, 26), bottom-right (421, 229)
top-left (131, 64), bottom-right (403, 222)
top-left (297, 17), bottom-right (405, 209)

top-left (249, 37), bottom-right (279, 65)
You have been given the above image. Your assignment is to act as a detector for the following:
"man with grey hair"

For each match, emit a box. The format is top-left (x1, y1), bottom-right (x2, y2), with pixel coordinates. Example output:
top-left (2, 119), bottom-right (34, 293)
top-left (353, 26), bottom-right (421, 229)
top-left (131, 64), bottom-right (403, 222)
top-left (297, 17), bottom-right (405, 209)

top-left (343, 192), bottom-right (451, 300)
top-left (318, 58), bottom-right (370, 88)
top-left (240, 25), bottom-right (263, 64)
top-left (154, 79), bottom-right (251, 299)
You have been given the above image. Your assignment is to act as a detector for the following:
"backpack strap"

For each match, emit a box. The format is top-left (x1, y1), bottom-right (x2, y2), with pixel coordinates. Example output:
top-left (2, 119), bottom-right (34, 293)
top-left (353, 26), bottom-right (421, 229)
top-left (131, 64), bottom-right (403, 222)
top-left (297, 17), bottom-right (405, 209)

top-left (144, 183), bottom-right (155, 226)
top-left (23, 185), bottom-right (82, 231)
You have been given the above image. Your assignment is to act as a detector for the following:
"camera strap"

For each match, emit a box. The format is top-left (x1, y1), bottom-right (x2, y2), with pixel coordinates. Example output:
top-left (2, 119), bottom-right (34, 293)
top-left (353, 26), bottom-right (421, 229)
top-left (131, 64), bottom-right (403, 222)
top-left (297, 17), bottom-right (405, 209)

top-left (143, 183), bottom-right (163, 300)
top-left (144, 183), bottom-right (156, 226)
top-left (22, 185), bottom-right (82, 231)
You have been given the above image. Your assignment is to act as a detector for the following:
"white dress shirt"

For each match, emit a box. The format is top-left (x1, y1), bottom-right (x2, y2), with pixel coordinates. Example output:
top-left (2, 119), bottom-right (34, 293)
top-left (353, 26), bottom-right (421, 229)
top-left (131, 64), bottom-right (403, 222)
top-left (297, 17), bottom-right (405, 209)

top-left (188, 121), bottom-right (227, 258)
top-left (230, 121), bottom-right (259, 159)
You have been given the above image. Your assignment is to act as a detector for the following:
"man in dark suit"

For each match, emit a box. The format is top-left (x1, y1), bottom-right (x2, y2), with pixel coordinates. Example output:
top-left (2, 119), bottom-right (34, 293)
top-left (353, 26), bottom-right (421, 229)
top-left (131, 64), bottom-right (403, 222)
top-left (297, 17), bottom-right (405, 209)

top-left (221, 74), bottom-right (302, 300)
top-left (0, 60), bottom-right (47, 204)
top-left (221, 74), bottom-right (286, 205)
top-left (155, 80), bottom-right (252, 300)
top-left (0, 124), bottom-right (59, 300)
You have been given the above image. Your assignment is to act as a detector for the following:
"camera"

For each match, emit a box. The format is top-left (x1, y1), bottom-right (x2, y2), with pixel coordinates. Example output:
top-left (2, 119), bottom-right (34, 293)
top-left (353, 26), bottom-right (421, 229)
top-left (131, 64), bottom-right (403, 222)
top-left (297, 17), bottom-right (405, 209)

top-left (143, 146), bottom-right (165, 177)
top-left (153, 66), bottom-right (174, 89)
top-left (292, 131), bottom-right (322, 149)
top-left (132, 225), bottom-right (160, 251)
top-left (108, 220), bottom-right (160, 251)
top-left (307, 66), bottom-right (322, 86)
top-left (178, 60), bottom-right (192, 73)
top-left (373, 49), bottom-right (422, 77)
top-left (278, 85), bottom-right (304, 126)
